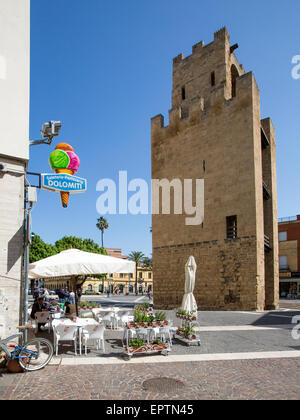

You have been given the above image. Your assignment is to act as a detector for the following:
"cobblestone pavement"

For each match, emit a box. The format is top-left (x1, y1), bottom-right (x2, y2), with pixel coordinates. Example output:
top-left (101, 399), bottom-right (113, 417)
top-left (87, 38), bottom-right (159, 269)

top-left (1, 306), bottom-right (300, 400)
top-left (1, 358), bottom-right (300, 400)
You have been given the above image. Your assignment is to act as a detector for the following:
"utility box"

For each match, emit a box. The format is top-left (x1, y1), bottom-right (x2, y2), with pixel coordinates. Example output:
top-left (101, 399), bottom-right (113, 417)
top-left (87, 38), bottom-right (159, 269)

top-left (27, 186), bottom-right (37, 204)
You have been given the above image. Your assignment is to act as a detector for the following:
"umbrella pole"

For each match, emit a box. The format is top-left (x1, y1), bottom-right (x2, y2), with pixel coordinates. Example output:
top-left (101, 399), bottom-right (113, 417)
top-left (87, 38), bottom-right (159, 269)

top-left (73, 276), bottom-right (79, 317)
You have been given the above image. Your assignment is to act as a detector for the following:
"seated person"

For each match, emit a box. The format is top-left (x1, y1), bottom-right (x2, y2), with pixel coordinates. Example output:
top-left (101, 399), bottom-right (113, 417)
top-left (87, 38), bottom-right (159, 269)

top-left (47, 300), bottom-right (59, 314)
top-left (64, 302), bottom-right (73, 319)
top-left (30, 297), bottom-right (48, 331)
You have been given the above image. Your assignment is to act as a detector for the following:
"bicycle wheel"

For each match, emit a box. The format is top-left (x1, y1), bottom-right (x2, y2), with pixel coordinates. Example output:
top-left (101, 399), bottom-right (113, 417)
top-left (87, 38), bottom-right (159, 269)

top-left (18, 338), bottom-right (53, 371)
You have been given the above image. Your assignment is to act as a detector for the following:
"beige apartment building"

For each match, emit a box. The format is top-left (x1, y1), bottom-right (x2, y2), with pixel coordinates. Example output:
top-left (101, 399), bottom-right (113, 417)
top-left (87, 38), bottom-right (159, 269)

top-left (46, 268), bottom-right (153, 295)
top-left (82, 267), bottom-right (153, 295)
top-left (278, 216), bottom-right (300, 297)
top-left (0, 1), bottom-right (30, 336)
top-left (151, 28), bottom-right (278, 311)
top-left (46, 249), bottom-right (153, 295)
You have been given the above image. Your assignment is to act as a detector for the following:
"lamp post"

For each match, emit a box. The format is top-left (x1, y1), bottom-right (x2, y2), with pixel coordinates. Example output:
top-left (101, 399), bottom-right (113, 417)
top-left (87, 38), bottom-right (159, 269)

top-left (22, 121), bottom-right (62, 341)
top-left (23, 199), bottom-right (31, 342)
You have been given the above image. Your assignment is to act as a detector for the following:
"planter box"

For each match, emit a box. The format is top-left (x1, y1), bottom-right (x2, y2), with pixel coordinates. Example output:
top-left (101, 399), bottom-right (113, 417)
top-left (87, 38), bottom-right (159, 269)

top-left (176, 330), bottom-right (197, 340)
top-left (127, 321), bottom-right (168, 329)
top-left (126, 343), bottom-right (167, 354)
top-left (176, 314), bottom-right (197, 322)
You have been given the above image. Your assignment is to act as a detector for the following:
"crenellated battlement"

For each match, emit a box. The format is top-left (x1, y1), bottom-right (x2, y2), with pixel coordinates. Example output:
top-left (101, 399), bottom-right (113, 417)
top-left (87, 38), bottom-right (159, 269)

top-left (172, 27), bottom-right (230, 68)
top-left (151, 71), bottom-right (258, 135)
top-left (170, 27), bottom-right (246, 112)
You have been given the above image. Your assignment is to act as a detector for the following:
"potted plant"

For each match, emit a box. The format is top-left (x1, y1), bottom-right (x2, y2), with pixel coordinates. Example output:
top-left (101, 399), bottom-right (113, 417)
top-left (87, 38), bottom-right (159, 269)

top-left (184, 324), bottom-right (196, 340)
top-left (128, 338), bottom-right (145, 353)
top-left (152, 339), bottom-right (167, 351)
top-left (155, 311), bottom-right (167, 326)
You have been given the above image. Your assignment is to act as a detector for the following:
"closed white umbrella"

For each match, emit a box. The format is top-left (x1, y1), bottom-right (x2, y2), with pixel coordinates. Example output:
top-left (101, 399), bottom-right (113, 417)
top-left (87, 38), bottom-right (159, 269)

top-left (181, 256), bottom-right (197, 313)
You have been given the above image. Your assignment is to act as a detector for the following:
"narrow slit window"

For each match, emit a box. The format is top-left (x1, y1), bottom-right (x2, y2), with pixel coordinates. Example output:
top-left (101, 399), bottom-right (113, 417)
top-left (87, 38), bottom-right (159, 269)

top-left (226, 216), bottom-right (237, 239)
top-left (182, 86), bottom-right (186, 100)
top-left (211, 71), bottom-right (216, 87)
top-left (231, 65), bottom-right (239, 98)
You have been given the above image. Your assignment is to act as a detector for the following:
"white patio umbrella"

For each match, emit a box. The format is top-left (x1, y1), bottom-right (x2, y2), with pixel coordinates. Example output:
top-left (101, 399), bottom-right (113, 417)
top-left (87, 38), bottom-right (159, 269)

top-left (29, 249), bottom-right (135, 315)
top-left (29, 248), bottom-right (135, 279)
top-left (181, 256), bottom-right (198, 313)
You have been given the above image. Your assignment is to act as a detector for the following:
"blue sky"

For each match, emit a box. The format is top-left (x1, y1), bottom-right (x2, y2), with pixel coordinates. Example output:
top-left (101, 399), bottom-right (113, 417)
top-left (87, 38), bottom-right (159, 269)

top-left (29, 0), bottom-right (300, 257)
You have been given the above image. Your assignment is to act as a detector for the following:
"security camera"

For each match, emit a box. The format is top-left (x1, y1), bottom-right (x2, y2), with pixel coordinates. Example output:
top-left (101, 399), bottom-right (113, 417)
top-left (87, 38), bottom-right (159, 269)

top-left (41, 121), bottom-right (62, 139)
top-left (30, 120), bottom-right (62, 146)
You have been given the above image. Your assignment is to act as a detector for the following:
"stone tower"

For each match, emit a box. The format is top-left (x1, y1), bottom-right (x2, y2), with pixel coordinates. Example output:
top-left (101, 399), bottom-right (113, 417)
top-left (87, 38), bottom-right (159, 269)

top-left (151, 28), bottom-right (278, 311)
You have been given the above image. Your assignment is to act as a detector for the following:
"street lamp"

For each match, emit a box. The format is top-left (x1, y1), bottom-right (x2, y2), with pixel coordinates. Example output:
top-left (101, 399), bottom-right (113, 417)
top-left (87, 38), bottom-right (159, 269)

top-left (23, 121), bottom-right (62, 340)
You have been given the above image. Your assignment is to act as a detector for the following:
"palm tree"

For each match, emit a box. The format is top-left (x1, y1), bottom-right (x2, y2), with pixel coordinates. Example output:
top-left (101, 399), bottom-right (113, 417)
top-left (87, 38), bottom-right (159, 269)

top-left (96, 217), bottom-right (109, 249)
top-left (142, 257), bottom-right (152, 267)
top-left (128, 251), bottom-right (145, 294)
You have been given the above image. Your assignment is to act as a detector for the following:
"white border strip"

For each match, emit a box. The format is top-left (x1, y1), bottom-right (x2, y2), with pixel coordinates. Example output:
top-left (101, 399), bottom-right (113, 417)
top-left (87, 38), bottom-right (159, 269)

top-left (50, 351), bottom-right (300, 366)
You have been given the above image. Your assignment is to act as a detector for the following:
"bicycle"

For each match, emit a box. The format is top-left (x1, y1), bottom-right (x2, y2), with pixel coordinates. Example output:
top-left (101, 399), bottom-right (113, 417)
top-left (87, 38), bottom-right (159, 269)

top-left (0, 329), bottom-right (53, 372)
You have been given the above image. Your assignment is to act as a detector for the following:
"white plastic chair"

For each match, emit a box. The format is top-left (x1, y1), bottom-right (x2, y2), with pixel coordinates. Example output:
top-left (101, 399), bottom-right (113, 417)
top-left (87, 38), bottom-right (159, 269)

top-left (81, 324), bottom-right (105, 356)
top-left (34, 311), bottom-right (51, 333)
top-left (101, 311), bottom-right (115, 329)
top-left (157, 325), bottom-right (173, 346)
top-left (92, 308), bottom-right (102, 319)
top-left (114, 310), bottom-right (130, 329)
top-left (53, 324), bottom-right (78, 356)
top-left (136, 327), bottom-right (149, 343)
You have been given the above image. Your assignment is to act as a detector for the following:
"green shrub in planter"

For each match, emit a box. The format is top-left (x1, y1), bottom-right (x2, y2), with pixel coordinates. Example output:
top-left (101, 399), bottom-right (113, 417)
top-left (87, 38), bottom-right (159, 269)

top-left (129, 338), bottom-right (145, 348)
top-left (155, 311), bottom-right (167, 321)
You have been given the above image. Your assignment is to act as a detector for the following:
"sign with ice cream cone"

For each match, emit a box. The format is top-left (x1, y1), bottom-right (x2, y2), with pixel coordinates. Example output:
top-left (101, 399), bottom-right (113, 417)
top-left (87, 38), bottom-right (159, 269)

top-left (41, 174), bottom-right (87, 193)
top-left (44, 143), bottom-right (87, 208)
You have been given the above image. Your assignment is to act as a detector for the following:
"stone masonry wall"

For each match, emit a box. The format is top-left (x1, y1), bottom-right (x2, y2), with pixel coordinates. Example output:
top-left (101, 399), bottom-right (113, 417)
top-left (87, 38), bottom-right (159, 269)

top-left (0, 157), bottom-right (25, 337)
top-left (153, 236), bottom-right (259, 310)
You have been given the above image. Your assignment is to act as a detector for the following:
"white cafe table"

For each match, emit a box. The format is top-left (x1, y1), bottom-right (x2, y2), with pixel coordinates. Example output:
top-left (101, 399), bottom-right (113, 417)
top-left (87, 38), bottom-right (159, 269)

top-left (52, 318), bottom-right (99, 355)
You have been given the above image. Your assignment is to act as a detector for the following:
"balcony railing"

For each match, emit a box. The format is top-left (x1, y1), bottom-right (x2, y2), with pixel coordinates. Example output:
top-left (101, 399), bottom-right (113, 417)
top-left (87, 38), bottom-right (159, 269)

top-left (227, 227), bottom-right (238, 239)
top-left (263, 181), bottom-right (271, 200)
top-left (261, 127), bottom-right (270, 149)
top-left (278, 216), bottom-right (298, 223)
top-left (279, 265), bottom-right (290, 272)
top-left (264, 234), bottom-right (271, 251)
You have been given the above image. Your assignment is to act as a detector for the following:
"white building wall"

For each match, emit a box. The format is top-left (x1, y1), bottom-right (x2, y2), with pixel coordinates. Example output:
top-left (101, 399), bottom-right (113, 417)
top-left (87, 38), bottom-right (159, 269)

top-left (0, 0), bottom-right (30, 337)
top-left (0, 0), bottom-right (30, 161)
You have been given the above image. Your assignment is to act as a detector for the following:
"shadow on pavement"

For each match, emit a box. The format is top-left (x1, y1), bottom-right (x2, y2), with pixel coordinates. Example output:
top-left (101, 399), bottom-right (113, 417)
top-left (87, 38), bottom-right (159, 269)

top-left (252, 311), bottom-right (299, 329)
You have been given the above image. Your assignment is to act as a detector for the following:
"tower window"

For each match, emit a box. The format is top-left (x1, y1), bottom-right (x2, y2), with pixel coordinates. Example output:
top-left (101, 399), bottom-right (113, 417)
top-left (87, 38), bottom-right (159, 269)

top-left (181, 86), bottom-right (186, 100)
top-left (231, 65), bottom-right (239, 98)
top-left (226, 216), bottom-right (238, 239)
top-left (211, 71), bottom-right (216, 87)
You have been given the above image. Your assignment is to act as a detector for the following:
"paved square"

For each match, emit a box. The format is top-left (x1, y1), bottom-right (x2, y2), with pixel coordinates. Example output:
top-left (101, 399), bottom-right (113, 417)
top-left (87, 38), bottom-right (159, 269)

top-left (1, 301), bottom-right (300, 400)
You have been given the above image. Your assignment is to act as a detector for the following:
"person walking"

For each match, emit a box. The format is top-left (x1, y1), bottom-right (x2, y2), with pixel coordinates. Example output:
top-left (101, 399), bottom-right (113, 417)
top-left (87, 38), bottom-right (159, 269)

top-left (77, 287), bottom-right (82, 303)
top-left (57, 288), bottom-right (66, 304)
top-left (33, 287), bottom-right (40, 301)
top-left (64, 287), bottom-right (70, 303)
top-left (69, 290), bottom-right (75, 304)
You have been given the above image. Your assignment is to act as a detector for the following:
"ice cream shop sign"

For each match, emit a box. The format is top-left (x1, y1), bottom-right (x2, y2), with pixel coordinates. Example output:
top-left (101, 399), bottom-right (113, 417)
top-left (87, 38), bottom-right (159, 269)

top-left (41, 143), bottom-right (87, 208)
top-left (42, 174), bottom-right (87, 193)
